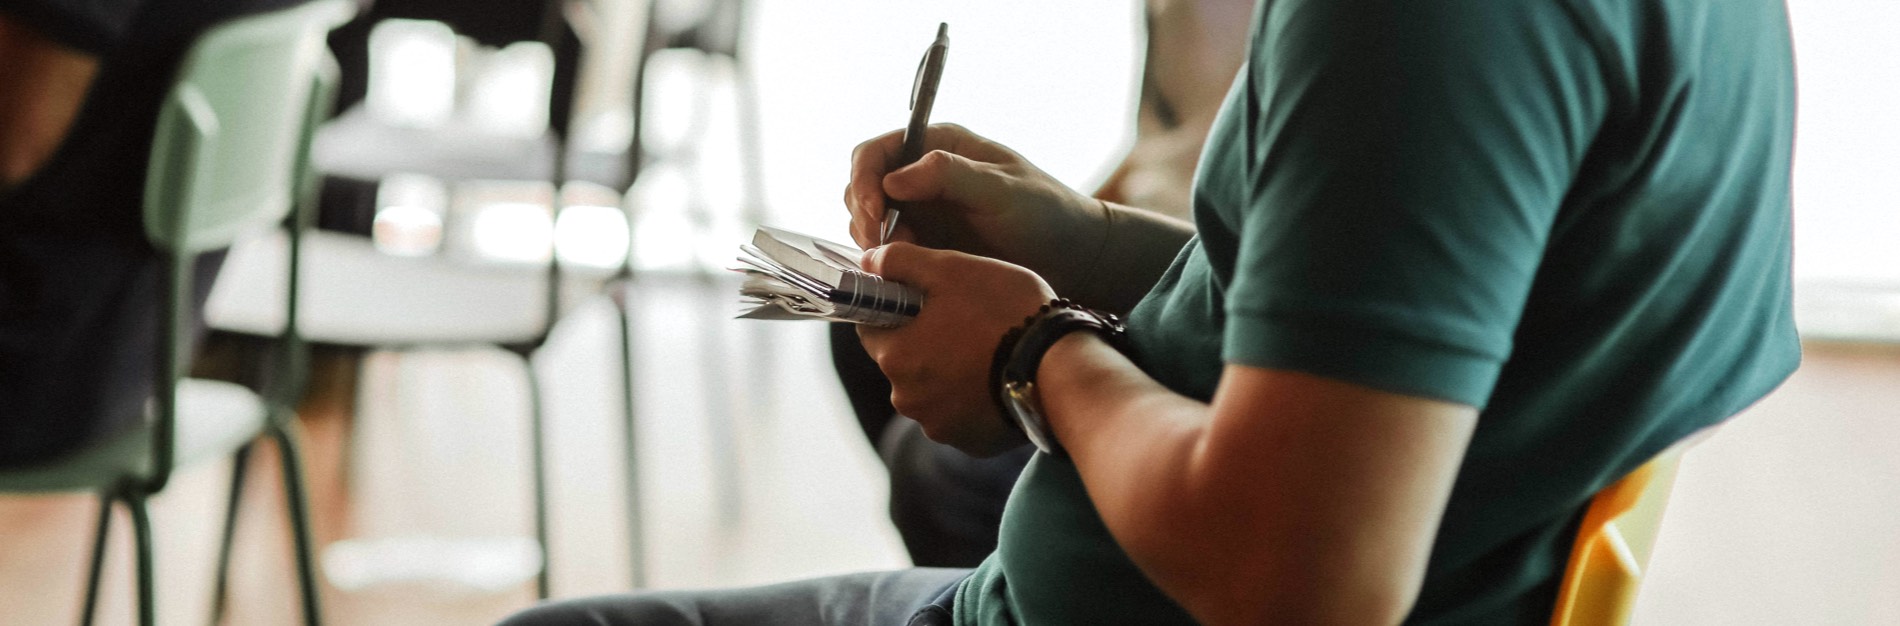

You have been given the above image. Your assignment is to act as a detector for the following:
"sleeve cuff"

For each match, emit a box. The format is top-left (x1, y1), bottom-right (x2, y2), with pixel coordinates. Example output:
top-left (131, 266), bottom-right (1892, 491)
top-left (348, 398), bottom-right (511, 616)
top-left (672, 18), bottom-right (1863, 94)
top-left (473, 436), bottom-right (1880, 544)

top-left (1223, 310), bottom-right (1505, 408)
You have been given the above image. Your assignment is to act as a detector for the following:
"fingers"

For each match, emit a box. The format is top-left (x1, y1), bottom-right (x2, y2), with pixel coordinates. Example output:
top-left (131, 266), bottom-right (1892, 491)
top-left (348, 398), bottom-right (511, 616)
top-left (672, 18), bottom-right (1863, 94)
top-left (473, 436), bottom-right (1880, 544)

top-left (882, 149), bottom-right (1009, 210)
top-left (850, 239), bottom-right (1047, 458)
top-left (845, 124), bottom-right (1014, 246)
top-left (846, 128), bottom-right (907, 246)
top-left (853, 324), bottom-right (972, 444)
top-left (859, 241), bottom-right (961, 289)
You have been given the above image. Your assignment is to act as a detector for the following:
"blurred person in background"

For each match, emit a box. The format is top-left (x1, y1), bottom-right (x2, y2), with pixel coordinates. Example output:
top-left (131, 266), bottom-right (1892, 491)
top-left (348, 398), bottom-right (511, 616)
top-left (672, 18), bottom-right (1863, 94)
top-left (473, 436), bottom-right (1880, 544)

top-left (508, 0), bottom-right (1799, 624)
top-left (828, 0), bottom-right (1254, 569)
top-left (0, 0), bottom-right (316, 469)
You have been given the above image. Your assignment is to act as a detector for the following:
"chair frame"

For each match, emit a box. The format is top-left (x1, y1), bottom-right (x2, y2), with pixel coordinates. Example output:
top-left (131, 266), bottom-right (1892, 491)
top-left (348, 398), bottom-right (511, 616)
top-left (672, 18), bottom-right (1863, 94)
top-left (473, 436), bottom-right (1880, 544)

top-left (1549, 445), bottom-right (1689, 626)
top-left (67, 3), bottom-right (352, 624)
top-left (605, 0), bottom-right (762, 589)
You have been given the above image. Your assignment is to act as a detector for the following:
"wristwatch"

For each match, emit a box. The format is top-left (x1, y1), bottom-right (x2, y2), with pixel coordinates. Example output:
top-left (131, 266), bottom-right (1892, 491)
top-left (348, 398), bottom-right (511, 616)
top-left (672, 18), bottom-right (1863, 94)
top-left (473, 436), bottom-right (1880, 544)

top-left (992, 299), bottom-right (1128, 457)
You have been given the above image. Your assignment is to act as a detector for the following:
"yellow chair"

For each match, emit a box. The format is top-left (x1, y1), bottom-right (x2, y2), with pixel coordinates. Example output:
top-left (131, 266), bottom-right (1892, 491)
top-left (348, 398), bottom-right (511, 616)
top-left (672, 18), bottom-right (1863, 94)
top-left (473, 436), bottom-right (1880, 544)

top-left (1549, 445), bottom-right (1688, 626)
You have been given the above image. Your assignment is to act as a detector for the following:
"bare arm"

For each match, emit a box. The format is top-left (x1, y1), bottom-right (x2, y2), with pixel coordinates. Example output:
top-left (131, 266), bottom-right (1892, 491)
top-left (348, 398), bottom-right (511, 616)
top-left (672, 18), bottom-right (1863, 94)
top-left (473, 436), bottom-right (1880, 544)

top-left (1039, 333), bottom-right (1477, 625)
top-left (1068, 0), bottom-right (1253, 310)
top-left (1063, 200), bottom-right (1193, 313)
top-left (1095, 0), bottom-right (1252, 221)
top-left (860, 243), bottom-right (1481, 619)
top-left (0, 12), bottom-right (99, 193)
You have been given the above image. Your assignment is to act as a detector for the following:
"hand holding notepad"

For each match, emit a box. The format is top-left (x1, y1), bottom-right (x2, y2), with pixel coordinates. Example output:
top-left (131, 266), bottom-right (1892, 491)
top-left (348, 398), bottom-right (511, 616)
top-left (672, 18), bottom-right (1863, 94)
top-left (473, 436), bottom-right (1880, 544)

top-left (734, 226), bottom-right (920, 328)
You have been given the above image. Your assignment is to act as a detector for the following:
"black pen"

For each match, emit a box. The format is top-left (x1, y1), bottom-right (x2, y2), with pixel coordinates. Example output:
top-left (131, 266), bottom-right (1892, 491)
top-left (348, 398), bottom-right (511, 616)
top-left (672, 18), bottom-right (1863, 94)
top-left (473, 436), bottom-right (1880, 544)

top-left (881, 22), bottom-right (950, 245)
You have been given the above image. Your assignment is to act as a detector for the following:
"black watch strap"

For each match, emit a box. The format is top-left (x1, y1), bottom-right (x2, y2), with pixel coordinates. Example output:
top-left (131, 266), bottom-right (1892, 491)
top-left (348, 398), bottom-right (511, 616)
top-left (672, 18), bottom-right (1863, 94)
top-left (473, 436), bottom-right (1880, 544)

top-left (989, 299), bottom-right (1127, 456)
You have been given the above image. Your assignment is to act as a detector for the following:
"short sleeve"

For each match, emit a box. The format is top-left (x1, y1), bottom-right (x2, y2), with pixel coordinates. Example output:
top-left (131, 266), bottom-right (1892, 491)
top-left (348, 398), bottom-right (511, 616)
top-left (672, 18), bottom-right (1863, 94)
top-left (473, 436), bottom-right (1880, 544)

top-left (1, 0), bottom-right (152, 54)
top-left (1223, 0), bottom-right (1608, 407)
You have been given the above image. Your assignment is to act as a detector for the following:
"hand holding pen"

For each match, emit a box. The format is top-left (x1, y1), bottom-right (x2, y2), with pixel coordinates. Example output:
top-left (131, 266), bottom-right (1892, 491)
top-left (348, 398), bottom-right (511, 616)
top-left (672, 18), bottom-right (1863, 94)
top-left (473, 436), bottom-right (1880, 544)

top-left (842, 26), bottom-right (1111, 302)
top-left (880, 23), bottom-right (950, 245)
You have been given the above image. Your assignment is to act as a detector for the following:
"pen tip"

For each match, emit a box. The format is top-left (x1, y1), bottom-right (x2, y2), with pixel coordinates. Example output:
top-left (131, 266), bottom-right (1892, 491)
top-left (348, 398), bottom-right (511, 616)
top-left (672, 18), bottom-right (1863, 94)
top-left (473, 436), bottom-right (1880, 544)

top-left (936, 22), bottom-right (948, 38)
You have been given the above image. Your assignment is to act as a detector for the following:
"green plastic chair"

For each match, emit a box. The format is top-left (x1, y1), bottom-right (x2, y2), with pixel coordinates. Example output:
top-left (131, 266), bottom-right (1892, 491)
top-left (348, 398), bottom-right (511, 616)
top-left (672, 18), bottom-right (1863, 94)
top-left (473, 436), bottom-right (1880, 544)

top-left (0, 2), bottom-right (352, 625)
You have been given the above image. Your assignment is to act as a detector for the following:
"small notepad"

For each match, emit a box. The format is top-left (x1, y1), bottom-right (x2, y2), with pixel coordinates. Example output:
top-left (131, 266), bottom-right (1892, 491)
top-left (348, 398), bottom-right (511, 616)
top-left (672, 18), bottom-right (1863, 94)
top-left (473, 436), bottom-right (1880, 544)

top-left (733, 227), bottom-right (920, 328)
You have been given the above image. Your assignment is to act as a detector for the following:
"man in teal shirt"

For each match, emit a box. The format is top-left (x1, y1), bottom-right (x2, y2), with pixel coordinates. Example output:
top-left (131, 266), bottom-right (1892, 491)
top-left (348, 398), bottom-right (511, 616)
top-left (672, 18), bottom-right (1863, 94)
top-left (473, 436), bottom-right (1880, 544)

top-left (925, 0), bottom-right (1804, 619)
top-left (505, 0), bottom-right (1797, 623)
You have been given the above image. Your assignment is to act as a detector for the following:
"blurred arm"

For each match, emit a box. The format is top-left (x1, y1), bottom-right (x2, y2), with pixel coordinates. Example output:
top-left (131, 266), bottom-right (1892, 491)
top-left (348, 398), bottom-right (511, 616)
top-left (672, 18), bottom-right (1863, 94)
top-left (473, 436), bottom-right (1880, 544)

top-left (1094, 0), bottom-right (1252, 220)
top-left (1065, 0), bottom-right (1250, 312)
top-left (0, 11), bottom-right (99, 192)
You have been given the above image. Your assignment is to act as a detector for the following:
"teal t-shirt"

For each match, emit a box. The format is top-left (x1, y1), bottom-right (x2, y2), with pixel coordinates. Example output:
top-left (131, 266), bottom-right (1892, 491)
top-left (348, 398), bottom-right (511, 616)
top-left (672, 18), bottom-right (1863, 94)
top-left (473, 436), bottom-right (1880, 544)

top-left (956, 0), bottom-right (1799, 624)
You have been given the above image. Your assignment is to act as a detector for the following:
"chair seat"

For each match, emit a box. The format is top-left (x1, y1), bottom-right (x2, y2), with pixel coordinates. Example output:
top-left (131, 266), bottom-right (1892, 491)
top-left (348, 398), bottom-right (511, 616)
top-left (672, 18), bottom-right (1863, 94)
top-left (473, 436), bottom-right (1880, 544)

top-left (0, 379), bottom-right (267, 493)
top-left (313, 106), bottom-right (630, 188)
top-left (206, 230), bottom-right (608, 346)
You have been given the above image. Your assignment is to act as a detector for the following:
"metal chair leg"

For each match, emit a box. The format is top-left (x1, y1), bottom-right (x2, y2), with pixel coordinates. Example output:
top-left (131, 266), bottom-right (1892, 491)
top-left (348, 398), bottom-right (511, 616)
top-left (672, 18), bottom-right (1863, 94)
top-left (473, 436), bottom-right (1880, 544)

top-left (269, 419), bottom-right (324, 626)
top-left (614, 292), bottom-right (646, 588)
top-left (80, 494), bottom-right (114, 626)
top-left (209, 443), bottom-right (255, 624)
top-left (524, 355), bottom-right (552, 599)
top-left (125, 491), bottom-right (155, 626)
top-left (733, 55), bottom-right (768, 230)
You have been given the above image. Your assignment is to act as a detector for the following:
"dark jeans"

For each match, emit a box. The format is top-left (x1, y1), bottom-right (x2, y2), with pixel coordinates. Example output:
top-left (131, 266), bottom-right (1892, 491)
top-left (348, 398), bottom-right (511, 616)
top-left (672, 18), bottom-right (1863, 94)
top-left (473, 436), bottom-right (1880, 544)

top-left (499, 568), bottom-right (970, 626)
top-left (828, 323), bottom-right (1031, 568)
top-left (877, 419), bottom-right (1031, 568)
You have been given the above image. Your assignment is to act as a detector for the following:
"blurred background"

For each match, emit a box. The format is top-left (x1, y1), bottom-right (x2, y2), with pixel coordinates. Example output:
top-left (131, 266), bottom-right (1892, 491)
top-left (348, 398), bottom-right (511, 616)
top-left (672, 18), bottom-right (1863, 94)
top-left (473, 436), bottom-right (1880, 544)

top-left (0, 0), bottom-right (1895, 624)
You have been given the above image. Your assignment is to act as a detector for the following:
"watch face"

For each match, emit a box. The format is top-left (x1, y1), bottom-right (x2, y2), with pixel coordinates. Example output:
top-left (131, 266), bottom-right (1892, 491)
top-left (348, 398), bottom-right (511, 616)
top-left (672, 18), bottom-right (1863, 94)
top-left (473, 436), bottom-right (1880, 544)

top-left (1005, 381), bottom-right (1060, 455)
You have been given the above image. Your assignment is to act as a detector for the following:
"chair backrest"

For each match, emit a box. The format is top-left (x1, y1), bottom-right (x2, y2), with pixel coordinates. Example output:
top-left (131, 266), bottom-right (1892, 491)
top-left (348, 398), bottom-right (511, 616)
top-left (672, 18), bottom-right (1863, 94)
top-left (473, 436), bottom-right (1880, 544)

top-left (143, 0), bottom-right (354, 254)
top-left (1549, 446), bottom-right (1688, 626)
top-left (139, 0), bottom-right (353, 494)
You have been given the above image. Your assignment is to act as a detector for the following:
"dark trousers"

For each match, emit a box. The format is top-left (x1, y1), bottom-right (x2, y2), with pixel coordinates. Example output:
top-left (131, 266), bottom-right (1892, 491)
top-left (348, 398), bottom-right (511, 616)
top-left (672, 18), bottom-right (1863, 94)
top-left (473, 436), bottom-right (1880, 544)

top-left (827, 323), bottom-right (1030, 568)
top-left (498, 568), bottom-right (970, 626)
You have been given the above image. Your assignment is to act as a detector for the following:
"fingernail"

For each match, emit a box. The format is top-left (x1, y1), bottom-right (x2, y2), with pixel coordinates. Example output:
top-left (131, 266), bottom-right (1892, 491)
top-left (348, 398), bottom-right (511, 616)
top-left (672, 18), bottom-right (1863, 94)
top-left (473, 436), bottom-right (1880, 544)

top-left (861, 245), bottom-right (884, 271)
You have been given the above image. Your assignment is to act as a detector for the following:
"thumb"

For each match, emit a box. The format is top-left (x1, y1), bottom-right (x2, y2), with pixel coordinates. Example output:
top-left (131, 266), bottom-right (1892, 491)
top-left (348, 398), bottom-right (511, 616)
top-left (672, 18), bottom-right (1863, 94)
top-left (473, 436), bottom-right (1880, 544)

top-left (883, 149), bottom-right (1006, 207)
top-left (861, 242), bottom-right (951, 289)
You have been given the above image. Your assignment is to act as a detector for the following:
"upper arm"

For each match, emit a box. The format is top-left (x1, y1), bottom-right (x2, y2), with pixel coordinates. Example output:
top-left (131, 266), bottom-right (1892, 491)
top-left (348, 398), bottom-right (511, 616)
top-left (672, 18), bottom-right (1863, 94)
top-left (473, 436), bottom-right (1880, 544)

top-left (0, 11), bottom-right (102, 188)
top-left (1183, 3), bottom-right (1607, 619)
top-left (1186, 363), bottom-right (1476, 624)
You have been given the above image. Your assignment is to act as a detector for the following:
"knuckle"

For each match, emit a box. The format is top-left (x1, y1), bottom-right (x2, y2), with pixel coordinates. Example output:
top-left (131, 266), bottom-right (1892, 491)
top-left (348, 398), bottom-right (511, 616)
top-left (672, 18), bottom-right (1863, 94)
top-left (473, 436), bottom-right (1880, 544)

top-left (931, 249), bottom-right (972, 272)
top-left (888, 357), bottom-right (925, 383)
top-left (918, 149), bottom-right (956, 171)
top-left (857, 329), bottom-right (887, 357)
top-left (886, 244), bottom-right (943, 279)
top-left (891, 391), bottom-right (930, 422)
top-left (882, 242), bottom-right (918, 265)
top-left (871, 346), bottom-right (917, 380)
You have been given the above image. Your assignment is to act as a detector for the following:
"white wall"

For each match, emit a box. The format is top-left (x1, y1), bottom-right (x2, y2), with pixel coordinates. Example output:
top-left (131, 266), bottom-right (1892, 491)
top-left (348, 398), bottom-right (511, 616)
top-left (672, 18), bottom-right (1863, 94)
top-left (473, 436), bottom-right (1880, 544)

top-left (1788, 1), bottom-right (1900, 283)
top-left (745, 2), bottom-right (1141, 239)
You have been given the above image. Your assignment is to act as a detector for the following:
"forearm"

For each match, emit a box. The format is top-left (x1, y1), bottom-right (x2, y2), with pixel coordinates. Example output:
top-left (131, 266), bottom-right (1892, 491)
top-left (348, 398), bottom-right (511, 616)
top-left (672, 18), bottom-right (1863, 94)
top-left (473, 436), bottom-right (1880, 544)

top-left (1045, 201), bottom-right (1194, 314)
top-left (1037, 334), bottom-right (1469, 625)
top-left (1035, 334), bottom-right (1267, 624)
